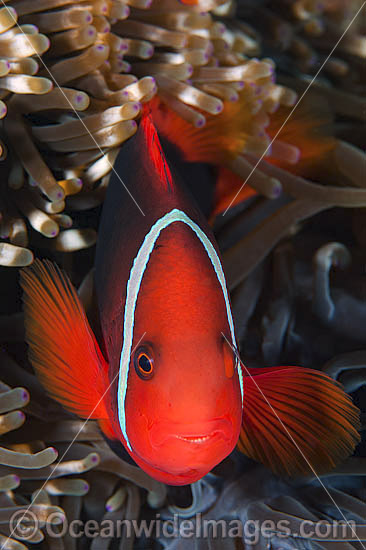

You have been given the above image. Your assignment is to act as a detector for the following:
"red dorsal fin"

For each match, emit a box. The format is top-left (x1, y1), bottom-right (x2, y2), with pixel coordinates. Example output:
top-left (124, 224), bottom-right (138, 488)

top-left (148, 96), bottom-right (335, 183)
top-left (266, 95), bottom-right (335, 177)
top-left (147, 96), bottom-right (249, 166)
top-left (238, 365), bottom-right (360, 477)
top-left (211, 167), bottom-right (257, 220)
top-left (141, 108), bottom-right (173, 191)
top-left (20, 260), bottom-right (109, 421)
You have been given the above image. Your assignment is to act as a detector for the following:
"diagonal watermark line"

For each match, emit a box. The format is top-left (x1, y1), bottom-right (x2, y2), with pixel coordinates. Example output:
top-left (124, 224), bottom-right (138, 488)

top-left (1, 331), bottom-right (147, 550)
top-left (2, 3), bottom-right (145, 216)
top-left (222, 333), bottom-right (365, 549)
top-left (222, 2), bottom-right (366, 216)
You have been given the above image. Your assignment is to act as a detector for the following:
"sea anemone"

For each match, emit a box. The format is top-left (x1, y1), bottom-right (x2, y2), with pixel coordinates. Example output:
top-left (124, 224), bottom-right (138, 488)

top-left (0, 352), bottom-right (166, 549)
top-left (0, 0), bottom-right (363, 265)
top-left (0, 0), bottom-right (364, 548)
top-left (0, 0), bottom-right (302, 266)
top-left (0, 5), bottom-right (51, 119)
top-left (237, 0), bottom-right (365, 119)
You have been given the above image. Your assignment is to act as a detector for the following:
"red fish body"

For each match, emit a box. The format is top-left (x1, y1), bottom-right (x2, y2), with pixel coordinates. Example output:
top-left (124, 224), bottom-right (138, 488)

top-left (21, 112), bottom-right (360, 485)
top-left (93, 115), bottom-right (243, 483)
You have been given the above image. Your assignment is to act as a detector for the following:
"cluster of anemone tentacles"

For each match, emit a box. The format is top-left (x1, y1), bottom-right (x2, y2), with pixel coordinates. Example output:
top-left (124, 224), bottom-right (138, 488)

top-left (0, 0), bottom-right (299, 266)
top-left (0, 0), bottom-right (364, 266)
top-left (237, 0), bottom-right (365, 118)
top-left (0, 353), bottom-right (167, 550)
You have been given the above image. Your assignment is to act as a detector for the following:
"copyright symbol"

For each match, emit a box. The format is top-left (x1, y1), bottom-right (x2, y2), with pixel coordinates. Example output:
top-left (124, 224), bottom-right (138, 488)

top-left (10, 509), bottom-right (38, 540)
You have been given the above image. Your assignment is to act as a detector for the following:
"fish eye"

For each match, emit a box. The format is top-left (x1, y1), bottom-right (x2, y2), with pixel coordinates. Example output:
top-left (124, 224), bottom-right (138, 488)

top-left (222, 336), bottom-right (236, 378)
top-left (134, 346), bottom-right (154, 380)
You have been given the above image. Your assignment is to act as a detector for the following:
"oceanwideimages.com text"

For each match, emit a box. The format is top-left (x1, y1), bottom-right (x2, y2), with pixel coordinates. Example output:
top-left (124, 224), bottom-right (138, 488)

top-left (9, 509), bottom-right (359, 545)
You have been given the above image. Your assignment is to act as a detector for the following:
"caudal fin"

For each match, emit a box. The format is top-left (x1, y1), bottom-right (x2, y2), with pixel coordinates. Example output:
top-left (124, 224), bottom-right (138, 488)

top-left (21, 260), bottom-right (109, 421)
top-left (238, 365), bottom-right (360, 476)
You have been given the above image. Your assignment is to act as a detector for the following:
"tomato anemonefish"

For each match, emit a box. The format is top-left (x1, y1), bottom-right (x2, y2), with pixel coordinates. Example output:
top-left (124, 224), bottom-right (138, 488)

top-left (20, 114), bottom-right (243, 485)
top-left (21, 110), bottom-right (360, 485)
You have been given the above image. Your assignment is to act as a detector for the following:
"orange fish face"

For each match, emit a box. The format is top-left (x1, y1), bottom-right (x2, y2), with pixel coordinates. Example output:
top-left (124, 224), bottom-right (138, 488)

top-left (114, 214), bottom-right (243, 485)
top-left (124, 333), bottom-right (242, 484)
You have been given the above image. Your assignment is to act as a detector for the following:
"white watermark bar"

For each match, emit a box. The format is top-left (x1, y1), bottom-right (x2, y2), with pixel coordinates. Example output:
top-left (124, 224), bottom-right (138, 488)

top-left (9, 510), bottom-right (364, 545)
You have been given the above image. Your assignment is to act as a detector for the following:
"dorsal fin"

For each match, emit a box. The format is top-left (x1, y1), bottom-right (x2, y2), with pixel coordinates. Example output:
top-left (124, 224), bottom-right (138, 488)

top-left (147, 96), bottom-right (248, 166)
top-left (141, 109), bottom-right (173, 192)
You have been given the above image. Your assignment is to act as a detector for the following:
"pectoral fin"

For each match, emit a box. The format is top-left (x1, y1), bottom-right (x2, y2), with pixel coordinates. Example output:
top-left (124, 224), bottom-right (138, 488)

top-left (21, 260), bottom-right (109, 421)
top-left (238, 365), bottom-right (360, 476)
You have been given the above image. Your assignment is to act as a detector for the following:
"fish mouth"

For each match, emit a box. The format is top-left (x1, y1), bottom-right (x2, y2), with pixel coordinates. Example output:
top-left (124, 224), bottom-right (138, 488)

top-left (149, 417), bottom-right (233, 448)
top-left (175, 434), bottom-right (213, 444)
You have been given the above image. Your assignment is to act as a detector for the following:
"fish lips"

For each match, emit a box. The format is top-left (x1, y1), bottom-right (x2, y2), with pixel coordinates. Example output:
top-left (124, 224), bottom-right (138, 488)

top-left (148, 416), bottom-right (235, 449)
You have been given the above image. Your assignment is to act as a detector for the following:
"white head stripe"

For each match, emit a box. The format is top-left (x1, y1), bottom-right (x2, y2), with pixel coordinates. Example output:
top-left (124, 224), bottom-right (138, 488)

top-left (118, 208), bottom-right (244, 450)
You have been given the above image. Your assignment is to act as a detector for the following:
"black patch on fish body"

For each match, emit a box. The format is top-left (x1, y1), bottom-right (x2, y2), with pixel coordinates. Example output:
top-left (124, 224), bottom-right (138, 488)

top-left (159, 135), bottom-right (216, 218)
top-left (101, 432), bottom-right (138, 467)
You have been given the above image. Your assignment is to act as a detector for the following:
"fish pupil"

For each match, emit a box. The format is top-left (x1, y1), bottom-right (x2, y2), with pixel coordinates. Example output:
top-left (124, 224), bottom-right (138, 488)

top-left (139, 354), bottom-right (152, 373)
top-left (134, 346), bottom-right (154, 379)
